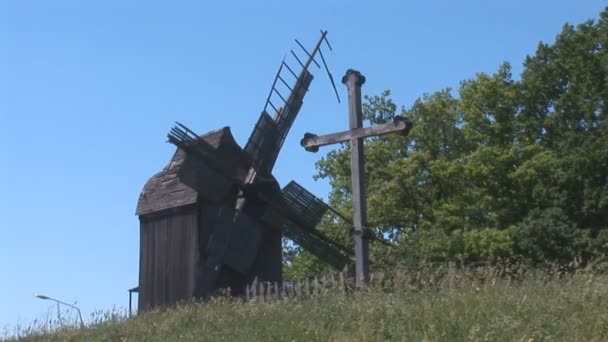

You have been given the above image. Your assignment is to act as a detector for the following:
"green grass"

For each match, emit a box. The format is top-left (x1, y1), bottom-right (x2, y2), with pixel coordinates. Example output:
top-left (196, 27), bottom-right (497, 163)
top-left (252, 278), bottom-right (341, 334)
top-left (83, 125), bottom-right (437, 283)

top-left (6, 265), bottom-right (608, 341)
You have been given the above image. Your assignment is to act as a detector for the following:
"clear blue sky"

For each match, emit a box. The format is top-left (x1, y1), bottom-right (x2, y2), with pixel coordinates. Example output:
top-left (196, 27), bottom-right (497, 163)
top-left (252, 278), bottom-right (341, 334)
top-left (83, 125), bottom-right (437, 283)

top-left (0, 0), bottom-right (604, 331)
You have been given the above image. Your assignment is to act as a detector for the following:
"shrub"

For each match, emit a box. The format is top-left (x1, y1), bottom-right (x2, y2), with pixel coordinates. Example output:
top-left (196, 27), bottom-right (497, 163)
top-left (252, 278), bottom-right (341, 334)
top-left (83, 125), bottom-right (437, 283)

top-left (462, 228), bottom-right (514, 261)
top-left (512, 208), bottom-right (591, 263)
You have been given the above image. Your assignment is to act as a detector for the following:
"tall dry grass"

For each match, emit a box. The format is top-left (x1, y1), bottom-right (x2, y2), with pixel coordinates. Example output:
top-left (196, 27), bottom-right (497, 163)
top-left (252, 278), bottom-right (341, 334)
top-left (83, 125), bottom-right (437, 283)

top-left (5, 260), bottom-right (608, 341)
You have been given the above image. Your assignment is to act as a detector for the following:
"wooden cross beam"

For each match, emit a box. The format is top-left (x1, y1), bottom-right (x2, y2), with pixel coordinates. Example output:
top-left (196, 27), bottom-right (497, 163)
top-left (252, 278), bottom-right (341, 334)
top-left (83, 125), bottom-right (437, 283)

top-left (301, 116), bottom-right (412, 152)
top-left (301, 69), bottom-right (412, 286)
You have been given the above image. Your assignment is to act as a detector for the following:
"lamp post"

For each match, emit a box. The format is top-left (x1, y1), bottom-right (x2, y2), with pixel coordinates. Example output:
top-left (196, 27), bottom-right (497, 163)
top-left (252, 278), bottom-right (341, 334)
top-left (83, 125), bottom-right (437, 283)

top-left (34, 293), bottom-right (84, 328)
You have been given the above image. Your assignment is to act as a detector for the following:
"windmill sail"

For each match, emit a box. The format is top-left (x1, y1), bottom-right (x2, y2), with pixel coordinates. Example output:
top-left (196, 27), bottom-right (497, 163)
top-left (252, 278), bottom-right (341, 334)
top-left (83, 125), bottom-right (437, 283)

top-left (245, 31), bottom-right (330, 176)
top-left (262, 181), bottom-right (353, 270)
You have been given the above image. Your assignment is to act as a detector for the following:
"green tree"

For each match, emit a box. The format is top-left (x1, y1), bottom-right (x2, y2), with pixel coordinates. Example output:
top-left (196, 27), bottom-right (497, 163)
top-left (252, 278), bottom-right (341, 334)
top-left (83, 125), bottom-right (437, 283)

top-left (284, 8), bottom-right (608, 276)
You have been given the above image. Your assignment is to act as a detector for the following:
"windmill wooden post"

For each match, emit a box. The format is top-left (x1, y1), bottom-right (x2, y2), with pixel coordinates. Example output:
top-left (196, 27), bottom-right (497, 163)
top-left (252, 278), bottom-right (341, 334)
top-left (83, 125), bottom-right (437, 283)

top-left (301, 69), bottom-right (412, 285)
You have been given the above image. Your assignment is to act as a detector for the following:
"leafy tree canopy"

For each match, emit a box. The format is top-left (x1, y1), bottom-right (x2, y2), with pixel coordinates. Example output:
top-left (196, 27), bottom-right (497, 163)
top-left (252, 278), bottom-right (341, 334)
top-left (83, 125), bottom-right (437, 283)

top-left (284, 7), bottom-right (608, 278)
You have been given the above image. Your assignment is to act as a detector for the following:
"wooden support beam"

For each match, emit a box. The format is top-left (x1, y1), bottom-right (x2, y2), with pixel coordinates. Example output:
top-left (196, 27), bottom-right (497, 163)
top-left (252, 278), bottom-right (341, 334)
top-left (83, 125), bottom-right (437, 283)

top-left (343, 69), bottom-right (369, 286)
top-left (301, 69), bottom-right (413, 287)
top-left (300, 116), bottom-right (412, 152)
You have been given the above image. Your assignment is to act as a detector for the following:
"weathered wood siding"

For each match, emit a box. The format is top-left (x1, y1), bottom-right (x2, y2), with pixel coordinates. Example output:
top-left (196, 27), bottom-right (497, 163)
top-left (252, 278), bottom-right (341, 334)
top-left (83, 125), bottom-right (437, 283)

top-left (138, 206), bottom-right (199, 310)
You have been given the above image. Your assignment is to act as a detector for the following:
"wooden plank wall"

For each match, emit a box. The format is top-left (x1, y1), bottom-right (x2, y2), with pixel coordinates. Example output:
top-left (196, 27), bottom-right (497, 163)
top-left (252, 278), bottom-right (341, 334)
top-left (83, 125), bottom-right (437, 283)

top-left (138, 207), bottom-right (199, 310)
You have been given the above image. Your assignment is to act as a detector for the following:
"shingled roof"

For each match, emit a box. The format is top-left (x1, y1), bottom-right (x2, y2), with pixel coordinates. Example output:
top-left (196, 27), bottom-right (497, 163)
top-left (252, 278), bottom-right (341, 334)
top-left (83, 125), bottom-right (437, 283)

top-left (136, 127), bottom-right (236, 216)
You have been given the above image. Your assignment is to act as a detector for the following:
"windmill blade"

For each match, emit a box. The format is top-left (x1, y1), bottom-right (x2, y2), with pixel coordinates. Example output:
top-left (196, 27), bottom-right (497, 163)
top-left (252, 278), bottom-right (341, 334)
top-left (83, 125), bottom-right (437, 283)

top-left (266, 208), bottom-right (352, 270)
top-left (282, 220), bottom-right (352, 270)
top-left (318, 48), bottom-right (340, 103)
top-left (244, 112), bottom-right (280, 176)
top-left (272, 31), bottom-right (327, 145)
top-left (196, 207), bottom-right (265, 297)
top-left (245, 70), bottom-right (313, 175)
top-left (281, 180), bottom-right (332, 231)
top-left (294, 39), bottom-right (321, 68)
top-left (261, 180), bottom-right (353, 270)
top-left (245, 31), bottom-right (333, 176)
top-left (280, 180), bottom-right (393, 248)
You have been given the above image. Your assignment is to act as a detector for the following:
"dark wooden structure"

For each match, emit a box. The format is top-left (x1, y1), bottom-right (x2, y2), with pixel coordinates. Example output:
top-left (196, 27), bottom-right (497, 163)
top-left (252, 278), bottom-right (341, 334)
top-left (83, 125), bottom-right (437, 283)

top-left (136, 128), bottom-right (284, 309)
top-left (135, 32), bottom-right (353, 311)
top-left (301, 69), bottom-right (412, 285)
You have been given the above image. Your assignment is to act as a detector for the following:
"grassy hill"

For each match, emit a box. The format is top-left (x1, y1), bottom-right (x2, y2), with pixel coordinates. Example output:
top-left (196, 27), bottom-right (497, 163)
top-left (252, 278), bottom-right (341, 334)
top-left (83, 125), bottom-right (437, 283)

top-left (7, 264), bottom-right (608, 341)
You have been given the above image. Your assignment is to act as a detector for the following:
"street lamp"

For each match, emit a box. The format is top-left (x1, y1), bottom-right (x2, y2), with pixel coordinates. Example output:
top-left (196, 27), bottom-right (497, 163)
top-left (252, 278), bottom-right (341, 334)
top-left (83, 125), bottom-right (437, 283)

top-left (34, 293), bottom-right (84, 328)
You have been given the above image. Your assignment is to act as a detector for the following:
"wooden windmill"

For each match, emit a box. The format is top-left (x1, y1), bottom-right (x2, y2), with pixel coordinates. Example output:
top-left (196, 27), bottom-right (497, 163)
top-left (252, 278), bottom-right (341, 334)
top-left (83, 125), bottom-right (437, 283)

top-left (135, 31), bottom-right (352, 310)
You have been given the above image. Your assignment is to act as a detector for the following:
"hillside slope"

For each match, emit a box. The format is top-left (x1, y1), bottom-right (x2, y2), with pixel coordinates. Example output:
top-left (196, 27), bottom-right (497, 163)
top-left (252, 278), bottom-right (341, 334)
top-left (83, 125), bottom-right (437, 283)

top-left (9, 268), bottom-right (608, 341)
